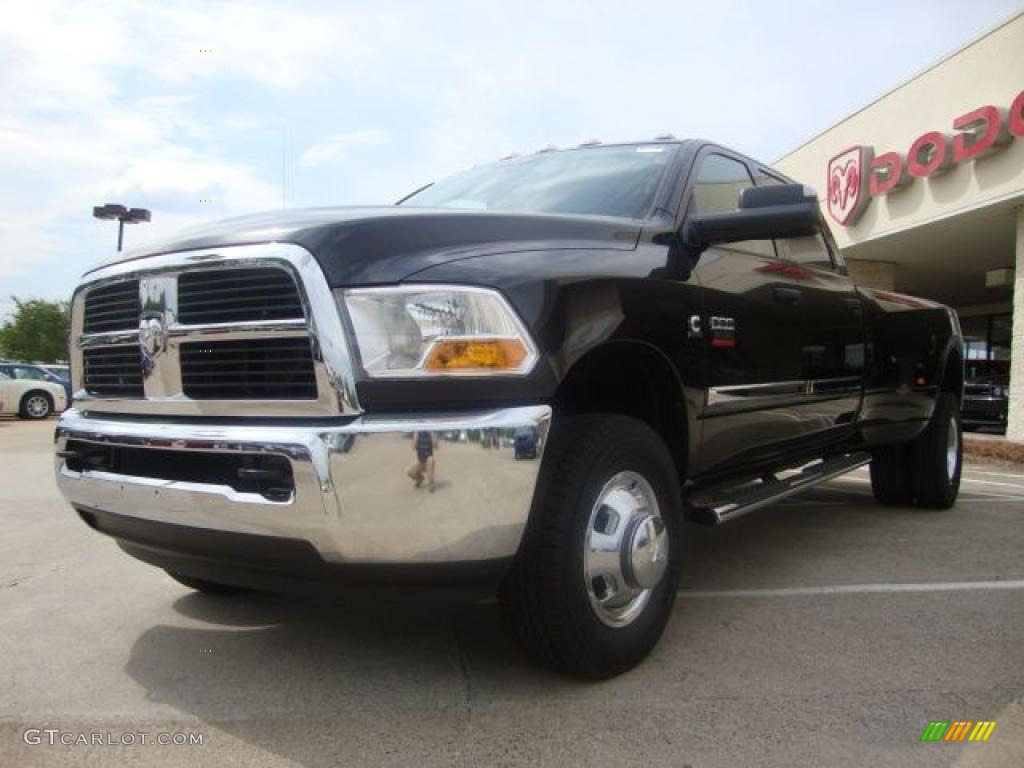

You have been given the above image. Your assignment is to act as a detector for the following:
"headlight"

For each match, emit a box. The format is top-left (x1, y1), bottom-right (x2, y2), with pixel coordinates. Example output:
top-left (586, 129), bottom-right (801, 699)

top-left (339, 285), bottom-right (538, 378)
top-left (993, 386), bottom-right (1009, 398)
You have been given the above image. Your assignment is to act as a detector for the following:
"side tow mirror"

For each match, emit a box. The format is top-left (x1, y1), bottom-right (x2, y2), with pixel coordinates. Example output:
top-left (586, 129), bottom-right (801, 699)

top-left (684, 183), bottom-right (821, 251)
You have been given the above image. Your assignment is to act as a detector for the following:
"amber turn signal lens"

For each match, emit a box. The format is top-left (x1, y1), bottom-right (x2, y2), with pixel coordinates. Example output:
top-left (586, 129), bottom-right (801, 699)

top-left (423, 338), bottom-right (529, 372)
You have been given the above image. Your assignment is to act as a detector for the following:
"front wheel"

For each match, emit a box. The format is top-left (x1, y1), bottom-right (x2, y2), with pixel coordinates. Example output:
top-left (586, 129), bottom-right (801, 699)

top-left (20, 391), bottom-right (53, 420)
top-left (499, 414), bottom-right (682, 679)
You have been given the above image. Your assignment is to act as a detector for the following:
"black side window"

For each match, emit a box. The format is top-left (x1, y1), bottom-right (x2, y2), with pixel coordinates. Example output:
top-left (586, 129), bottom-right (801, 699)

top-left (691, 154), bottom-right (774, 258)
top-left (756, 167), bottom-right (836, 271)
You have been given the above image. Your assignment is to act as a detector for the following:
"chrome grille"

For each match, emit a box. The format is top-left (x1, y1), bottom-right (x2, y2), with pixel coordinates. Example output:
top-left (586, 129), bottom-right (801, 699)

top-left (178, 268), bottom-right (304, 325)
top-left (83, 347), bottom-right (144, 397)
top-left (68, 244), bottom-right (358, 417)
top-left (181, 338), bottom-right (317, 399)
top-left (83, 280), bottom-right (141, 333)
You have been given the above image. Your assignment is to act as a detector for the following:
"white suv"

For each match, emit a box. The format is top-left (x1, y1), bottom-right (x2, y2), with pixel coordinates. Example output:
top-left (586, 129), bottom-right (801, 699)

top-left (0, 365), bottom-right (68, 419)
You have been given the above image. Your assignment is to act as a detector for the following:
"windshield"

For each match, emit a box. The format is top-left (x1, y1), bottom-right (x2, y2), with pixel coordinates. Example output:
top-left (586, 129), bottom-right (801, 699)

top-left (400, 144), bottom-right (677, 219)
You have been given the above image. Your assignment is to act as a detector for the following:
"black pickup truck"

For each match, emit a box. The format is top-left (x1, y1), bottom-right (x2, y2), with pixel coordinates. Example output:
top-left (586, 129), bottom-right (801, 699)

top-left (56, 139), bottom-right (963, 679)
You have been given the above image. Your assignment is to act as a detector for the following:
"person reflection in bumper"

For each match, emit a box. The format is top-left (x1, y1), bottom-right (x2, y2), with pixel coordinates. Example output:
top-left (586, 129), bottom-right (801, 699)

top-left (407, 431), bottom-right (437, 492)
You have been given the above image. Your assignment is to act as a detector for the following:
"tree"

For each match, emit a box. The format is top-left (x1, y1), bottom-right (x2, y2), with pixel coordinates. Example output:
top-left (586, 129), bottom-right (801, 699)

top-left (0, 298), bottom-right (71, 363)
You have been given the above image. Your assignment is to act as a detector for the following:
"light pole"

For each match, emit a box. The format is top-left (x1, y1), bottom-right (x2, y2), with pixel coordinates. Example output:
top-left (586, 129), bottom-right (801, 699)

top-left (92, 204), bottom-right (151, 251)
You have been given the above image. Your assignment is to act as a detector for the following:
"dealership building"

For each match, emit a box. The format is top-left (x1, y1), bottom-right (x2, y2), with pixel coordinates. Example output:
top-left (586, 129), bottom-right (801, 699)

top-left (775, 12), bottom-right (1024, 440)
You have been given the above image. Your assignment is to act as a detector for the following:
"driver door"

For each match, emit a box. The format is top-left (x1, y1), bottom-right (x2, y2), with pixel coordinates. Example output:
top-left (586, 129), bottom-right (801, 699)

top-left (687, 151), bottom-right (808, 474)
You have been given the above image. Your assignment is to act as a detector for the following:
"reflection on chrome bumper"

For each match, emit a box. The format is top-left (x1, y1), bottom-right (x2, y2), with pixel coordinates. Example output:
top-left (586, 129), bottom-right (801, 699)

top-left (55, 406), bottom-right (551, 565)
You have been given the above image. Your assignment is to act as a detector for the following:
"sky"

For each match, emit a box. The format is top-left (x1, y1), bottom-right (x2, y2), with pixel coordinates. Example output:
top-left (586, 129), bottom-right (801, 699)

top-left (1, 0), bottom-right (1022, 318)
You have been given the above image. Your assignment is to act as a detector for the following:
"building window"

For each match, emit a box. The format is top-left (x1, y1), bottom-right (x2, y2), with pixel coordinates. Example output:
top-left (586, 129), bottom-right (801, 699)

top-left (959, 313), bottom-right (1012, 360)
top-left (990, 314), bottom-right (1012, 361)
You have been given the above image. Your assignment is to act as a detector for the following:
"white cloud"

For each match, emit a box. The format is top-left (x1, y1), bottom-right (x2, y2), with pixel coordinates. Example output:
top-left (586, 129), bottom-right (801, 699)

top-left (299, 130), bottom-right (389, 168)
top-left (0, 0), bottom-right (379, 291)
top-left (0, 90), bottom-right (281, 279)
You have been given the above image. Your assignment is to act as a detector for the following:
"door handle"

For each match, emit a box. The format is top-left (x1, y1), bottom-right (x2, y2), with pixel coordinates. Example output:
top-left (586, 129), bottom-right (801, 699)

top-left (843, 297), bottom-right (863, 315)
top-left (773, 286), bottom-right (801, 305)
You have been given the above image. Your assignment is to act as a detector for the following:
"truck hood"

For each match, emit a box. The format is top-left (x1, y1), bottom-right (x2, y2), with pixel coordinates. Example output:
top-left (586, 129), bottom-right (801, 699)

top-left (89, 206), bottom-right (642, 286)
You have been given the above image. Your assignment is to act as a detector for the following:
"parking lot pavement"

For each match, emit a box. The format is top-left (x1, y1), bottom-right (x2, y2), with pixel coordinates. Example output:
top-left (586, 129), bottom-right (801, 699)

top-left (1, 416), bottom-right (1023, 767)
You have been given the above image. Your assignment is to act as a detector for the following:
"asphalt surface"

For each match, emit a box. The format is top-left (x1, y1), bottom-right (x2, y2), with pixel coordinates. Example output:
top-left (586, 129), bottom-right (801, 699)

top-left (1, 415), bottom-right (1022, 767)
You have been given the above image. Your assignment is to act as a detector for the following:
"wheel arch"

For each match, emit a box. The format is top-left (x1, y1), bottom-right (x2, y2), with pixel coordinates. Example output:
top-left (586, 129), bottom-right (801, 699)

top-left (552, 340), bottom-right (691, 481)
top-left (20, 388), bottom-right (54, 406)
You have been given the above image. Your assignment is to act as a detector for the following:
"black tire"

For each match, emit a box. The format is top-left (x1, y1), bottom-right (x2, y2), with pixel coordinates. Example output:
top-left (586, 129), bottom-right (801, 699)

top-left (498, 414), bottom-right (682, 679)
top-left (166, 571), bottom-right (250, 595)
top-left (910, 392), bottom-right (962, 509)
top-left (19, 391), bottom-right (53, 420)
top-left (869, 444), bottom-right (914, 505)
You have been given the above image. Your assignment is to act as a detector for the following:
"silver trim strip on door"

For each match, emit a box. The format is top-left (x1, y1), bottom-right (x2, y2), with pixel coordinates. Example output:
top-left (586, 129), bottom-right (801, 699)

top-left (707, 377), bottom-right (862, 407)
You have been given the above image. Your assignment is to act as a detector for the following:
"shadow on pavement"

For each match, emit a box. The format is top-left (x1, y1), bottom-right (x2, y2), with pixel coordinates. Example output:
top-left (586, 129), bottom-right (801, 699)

top-left (118, 492), bottom-right (858, 766)
top-left (120, 481), bottom-right (999, 766)
top-left (124, 593), bottom-right (583, 766)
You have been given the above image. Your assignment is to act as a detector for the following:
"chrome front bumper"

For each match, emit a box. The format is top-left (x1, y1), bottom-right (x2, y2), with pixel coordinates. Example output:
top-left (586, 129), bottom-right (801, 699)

top-left (55, 406), bottom-right (551, 567)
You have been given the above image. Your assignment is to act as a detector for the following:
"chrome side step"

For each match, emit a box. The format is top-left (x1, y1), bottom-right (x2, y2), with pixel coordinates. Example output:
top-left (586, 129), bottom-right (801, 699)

top-left (687, 452), bottom-right (871, 525)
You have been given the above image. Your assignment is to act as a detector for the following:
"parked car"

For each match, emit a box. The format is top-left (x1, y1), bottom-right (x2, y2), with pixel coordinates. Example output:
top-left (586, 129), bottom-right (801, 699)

top-left (961, 359), bottom-right (1010, 432)
top-left (0, 364), bottom-right (68, 419)
top-left (55, 138), bottom-right (964, 679)
top-left (0, 362), bottom-right (72, 406)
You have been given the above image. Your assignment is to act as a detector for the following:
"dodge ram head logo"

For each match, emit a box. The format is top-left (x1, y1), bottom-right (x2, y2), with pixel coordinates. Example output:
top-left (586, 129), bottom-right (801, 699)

top-left (139, 314), bottom-right (168, 375)
top-left (826, 145), bottom-right (873, 226)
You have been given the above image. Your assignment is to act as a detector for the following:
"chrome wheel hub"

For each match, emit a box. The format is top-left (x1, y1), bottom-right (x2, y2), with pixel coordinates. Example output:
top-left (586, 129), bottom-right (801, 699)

top-left (27, 396), bottom-right (48, 417)
top-left (947, 415), bottom-right (958, 481)
top-left (584, 471), bottom-right (668, 628)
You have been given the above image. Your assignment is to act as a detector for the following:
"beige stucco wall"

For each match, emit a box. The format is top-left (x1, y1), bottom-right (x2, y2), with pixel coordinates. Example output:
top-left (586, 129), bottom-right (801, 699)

top-left (1008, 208), bottom-right (1024, 442)
top-left (776, 13), bottom-right (1024, 251)
top-left (845, 259), bottom-right (896, 290)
